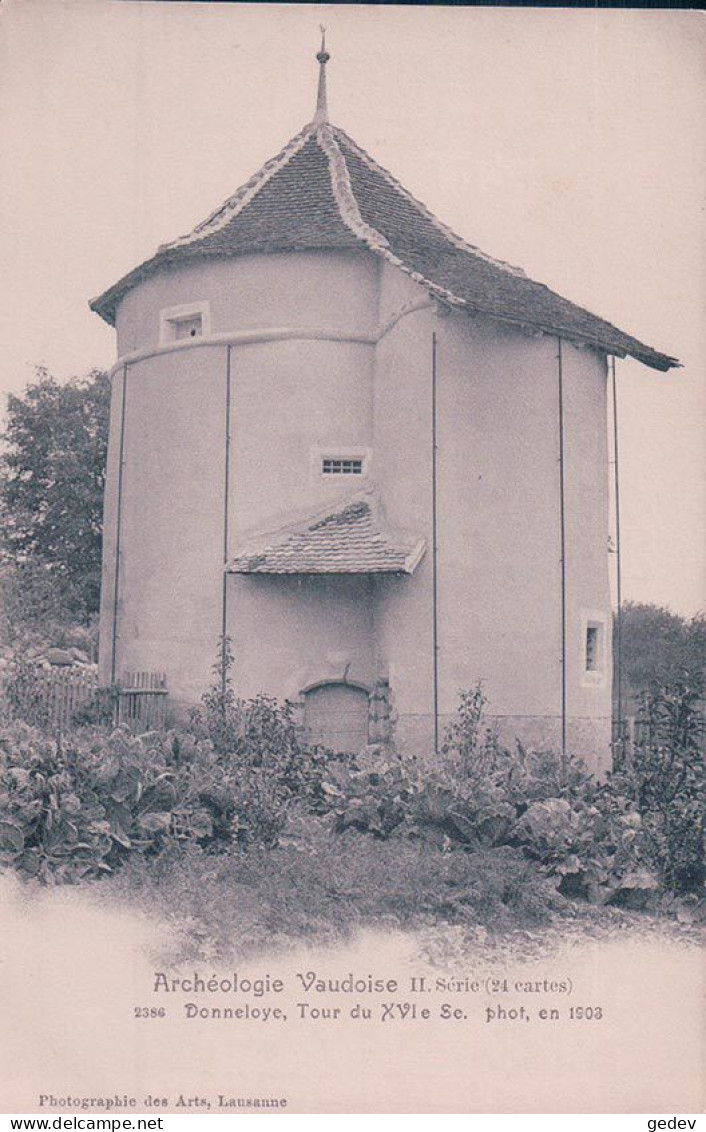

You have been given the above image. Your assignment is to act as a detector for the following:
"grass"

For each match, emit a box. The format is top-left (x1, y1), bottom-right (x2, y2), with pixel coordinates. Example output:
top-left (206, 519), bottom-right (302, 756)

top-left (101, 807), bottom-right (571, 964)
top-left (100, 825), bottom-right (706, 969)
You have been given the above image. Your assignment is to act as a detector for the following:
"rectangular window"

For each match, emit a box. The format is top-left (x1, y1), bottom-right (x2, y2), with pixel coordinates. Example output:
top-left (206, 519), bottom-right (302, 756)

top-left (311, 446), bottom-right (371, 483)
top-left (585, 625), bottom-right (599, 671)
top-left (580, 611), bottom-right (608, 686)
top-left (322, 458), bottom-right (364, 476)
top-left (159, 301), bottom-right (211, 345)
top-left (171, 314), bottom-right (202, 341)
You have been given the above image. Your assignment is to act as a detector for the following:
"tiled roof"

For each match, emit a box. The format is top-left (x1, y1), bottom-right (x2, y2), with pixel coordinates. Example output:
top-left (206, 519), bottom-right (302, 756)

top-left (90, 119), bottom-right (678, 372)
top-left (228, 492), bottom-right (426, 575)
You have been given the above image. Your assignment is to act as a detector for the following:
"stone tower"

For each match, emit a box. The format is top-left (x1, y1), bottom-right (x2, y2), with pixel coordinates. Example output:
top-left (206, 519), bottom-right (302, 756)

top-left (91, 42), bottom-right (677, 772)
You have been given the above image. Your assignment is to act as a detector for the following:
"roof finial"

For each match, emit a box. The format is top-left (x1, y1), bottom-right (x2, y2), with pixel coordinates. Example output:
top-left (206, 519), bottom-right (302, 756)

top-left (314, 26), bottom-right (330, 125)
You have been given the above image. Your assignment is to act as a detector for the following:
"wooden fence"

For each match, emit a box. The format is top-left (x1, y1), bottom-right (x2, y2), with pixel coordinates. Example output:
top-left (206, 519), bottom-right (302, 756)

top-left (613, 708), bottom-right (705, 765)
top-left (115, 671), bottom-right (168, 730)
top-left (2, 666), bottom-right (168, 732)
top-left (13, 666), bottom-right (100, 731)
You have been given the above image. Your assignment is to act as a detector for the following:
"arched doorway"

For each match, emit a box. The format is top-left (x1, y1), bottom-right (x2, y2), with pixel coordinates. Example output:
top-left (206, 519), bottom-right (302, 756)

top-left (303, 683), bottom-right (370, 753)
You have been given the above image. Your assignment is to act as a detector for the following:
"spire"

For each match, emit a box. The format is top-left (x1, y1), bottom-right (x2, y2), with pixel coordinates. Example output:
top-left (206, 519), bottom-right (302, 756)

top-left (313, 27), bottom-right (330, 125)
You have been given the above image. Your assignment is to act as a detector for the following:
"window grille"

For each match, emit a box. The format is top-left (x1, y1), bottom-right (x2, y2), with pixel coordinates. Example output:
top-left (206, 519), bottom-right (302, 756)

top-left (322, 458), bottom-right (364, 475)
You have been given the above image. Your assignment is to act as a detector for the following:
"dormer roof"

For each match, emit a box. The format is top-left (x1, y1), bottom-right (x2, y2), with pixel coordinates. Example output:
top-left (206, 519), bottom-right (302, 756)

top-left (228, 490), bottom-right (426, 575)
top-left (90, 48), bottom-right (678, 372)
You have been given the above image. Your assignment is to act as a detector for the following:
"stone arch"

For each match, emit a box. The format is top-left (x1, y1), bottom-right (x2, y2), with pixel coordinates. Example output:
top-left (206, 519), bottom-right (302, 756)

top-left (284, 655), bottom-right (392, 751)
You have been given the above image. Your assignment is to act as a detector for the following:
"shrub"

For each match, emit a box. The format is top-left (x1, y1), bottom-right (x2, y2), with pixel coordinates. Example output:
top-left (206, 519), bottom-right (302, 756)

top-left (0, 722), bottom-right (220, 883)
top-left (511, 791), bottom-right (651, 904)
top-left (0, 640), bottom-right (339, 883)
top-left (610, 684), bottom-right (705, 893)
top-left (617, 603), bottom-right (705, 694)
top-left (319, 683), bottom-right (702, 906)
top-left (0, 368), bottom-right (110, 623)
top-left (187, 638), bottom-right (335, 839)
top-left (3, 655), bottom-right (701, 913)
top-left (320, 685), bottom-right (599, 850)
top-left (321, 687), bottom-right (510, 845)
top-left (193, 639), bottom-right (298, 761)
top-left (0, 654), bottom-right (52, 730)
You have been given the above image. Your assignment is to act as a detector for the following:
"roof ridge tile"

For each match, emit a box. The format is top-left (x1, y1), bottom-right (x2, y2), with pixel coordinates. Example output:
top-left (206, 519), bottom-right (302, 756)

top-left (314, 123), bottom-right (390, 251)
top-left (333, 127), bottom-right (528, 280)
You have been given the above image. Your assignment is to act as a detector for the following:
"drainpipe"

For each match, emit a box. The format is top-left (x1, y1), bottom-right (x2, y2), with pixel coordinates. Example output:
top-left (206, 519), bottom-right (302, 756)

top-left (221, 345), bottom-right (232, 696)
top-left (110, 364), bottom-right (129, 686)
top-left (557, 338), bottom-right (567, 759)
top-left (432, 331), bottom-right (440, 753)
top-left (611, 356), bottom-right (623, 740)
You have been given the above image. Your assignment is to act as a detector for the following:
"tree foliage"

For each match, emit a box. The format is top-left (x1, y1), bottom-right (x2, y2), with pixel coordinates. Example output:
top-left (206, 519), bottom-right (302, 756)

top-left (0, 368), bottom-right (110, 622)
top-left (616, 602), bottom-right (705, 697)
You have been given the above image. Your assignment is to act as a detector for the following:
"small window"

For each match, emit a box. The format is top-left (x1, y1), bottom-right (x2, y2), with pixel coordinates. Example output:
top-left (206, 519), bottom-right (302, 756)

top-left (311, 446), bottom-right (371, 482)
top-left (580, 612), bottom-right (608, 686)
top-left (585, 625), bottom-right (600, 671)
top-left (579, 615), bottom-right (606, 683)
top-left (159, 301), bottom-right (211, 345)
top-left (322, 458), bottom-right (364, 476)
top-left (171, 314), bottom-right (202, 341)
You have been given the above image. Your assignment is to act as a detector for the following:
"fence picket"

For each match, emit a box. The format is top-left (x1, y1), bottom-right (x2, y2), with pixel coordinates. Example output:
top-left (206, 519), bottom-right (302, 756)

top-left (3, 665), bottom-right (169, 733)
top-left (116, 670), bottom-right (168, 731)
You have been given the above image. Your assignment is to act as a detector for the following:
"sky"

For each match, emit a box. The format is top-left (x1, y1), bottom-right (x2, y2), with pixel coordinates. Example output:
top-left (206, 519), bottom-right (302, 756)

top-left (0, 2), bottom-right (704, 616)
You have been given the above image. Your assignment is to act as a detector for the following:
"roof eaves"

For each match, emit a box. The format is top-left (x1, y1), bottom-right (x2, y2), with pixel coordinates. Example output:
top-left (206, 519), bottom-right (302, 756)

top-left (452, 295), bottom-right (679, 371)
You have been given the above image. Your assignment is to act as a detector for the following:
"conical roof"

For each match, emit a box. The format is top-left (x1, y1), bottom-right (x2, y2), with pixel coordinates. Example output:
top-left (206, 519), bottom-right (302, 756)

top-left (90, 56), bottom-right (677, 372)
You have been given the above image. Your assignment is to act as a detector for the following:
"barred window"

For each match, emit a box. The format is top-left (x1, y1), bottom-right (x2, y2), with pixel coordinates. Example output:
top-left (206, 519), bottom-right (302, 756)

top-left (322, 458), bottom-right (364, 476)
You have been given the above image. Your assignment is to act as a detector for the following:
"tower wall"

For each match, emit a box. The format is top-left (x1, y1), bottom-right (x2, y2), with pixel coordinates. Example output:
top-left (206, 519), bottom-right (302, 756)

top-left (373, 274), bottom-right (438, 739)
top-left (99, 248), bottom-right (612, 771)
top-left (99, 251), bottom-right (381, 707)
top-left (373, 262), bottom-right (613, 771)
top-left (561, 344), bottom-right (613, 773)
top-left (224, 333), bottom-right (377, 702)
top-left (115, 251), bottom-right (379, 356)
top-left (98, 347), bottom-right (224, 700)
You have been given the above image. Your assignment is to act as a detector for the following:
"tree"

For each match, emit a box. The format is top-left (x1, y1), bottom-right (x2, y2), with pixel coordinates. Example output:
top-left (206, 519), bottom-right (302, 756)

top-left (615, 602), bottom-right (705, 699)
top-left (0, 368), bottom-right (110, 623)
